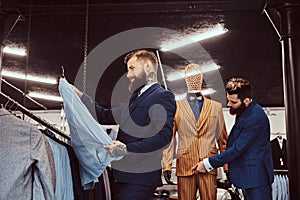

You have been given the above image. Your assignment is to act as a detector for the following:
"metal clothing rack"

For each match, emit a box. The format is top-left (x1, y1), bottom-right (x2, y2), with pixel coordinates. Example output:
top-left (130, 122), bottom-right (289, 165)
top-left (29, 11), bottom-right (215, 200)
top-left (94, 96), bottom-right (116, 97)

top-left (0, 92), bottom-right (70, 144)
top-left (1, 78), bottom-right (47, 110)
top-left (274, 169), bottom-right (288, 173)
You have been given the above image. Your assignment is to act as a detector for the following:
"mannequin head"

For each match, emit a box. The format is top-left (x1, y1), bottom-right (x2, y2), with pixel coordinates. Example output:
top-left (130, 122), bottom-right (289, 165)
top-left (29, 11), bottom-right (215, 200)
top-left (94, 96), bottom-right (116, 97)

top-left (184, 63), bottom-right (203, 93)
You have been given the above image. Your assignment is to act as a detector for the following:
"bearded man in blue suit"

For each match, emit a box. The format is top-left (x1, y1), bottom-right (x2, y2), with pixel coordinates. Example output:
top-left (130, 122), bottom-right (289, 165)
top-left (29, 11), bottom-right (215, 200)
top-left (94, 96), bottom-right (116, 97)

top-left (193, 78), bottom-right (274, 200)
top-left (71, 50), bottom-right (176, 200)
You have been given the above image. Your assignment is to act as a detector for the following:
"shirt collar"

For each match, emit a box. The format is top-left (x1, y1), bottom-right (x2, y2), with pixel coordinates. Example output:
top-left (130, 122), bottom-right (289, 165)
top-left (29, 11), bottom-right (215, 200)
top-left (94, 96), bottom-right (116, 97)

top-left (138, 82), bottom-right (157, 96)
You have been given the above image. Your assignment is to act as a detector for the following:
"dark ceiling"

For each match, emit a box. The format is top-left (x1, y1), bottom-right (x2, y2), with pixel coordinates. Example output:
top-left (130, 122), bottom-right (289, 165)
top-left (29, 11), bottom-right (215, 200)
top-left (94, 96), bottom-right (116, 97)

top-left (0, 0), bottom-right (283, 110)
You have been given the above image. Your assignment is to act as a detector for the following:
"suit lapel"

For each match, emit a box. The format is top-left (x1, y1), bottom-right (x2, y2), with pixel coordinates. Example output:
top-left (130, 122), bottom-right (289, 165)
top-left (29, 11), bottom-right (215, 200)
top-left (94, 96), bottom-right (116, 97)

top-left (129, 83), bottom-right (160, 113)
top-left (181, 99), bottom-right (197, 122)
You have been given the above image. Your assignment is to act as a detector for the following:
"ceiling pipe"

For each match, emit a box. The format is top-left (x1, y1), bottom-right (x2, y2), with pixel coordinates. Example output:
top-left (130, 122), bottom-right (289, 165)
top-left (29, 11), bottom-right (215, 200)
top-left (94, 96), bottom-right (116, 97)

top-left (18, 1), bottom-right (263, 16)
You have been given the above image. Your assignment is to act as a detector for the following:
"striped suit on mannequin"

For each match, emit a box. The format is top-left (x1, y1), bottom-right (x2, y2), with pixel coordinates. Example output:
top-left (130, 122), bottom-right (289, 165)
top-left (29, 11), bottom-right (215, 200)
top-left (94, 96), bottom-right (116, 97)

top-left (162, 63), bottom-right (228, 200)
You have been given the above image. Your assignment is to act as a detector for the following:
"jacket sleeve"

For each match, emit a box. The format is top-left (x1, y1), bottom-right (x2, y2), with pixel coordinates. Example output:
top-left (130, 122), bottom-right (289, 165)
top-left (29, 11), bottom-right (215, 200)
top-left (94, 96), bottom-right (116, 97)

top-left (80, 93), bottom-right (119, 125)
top-left (209, 114), bottom-right (263, 169)
top-left (30, 127), bottom-right (55, 200)
top-left (126, 91), bottom-right (176, 153)
top-left (162, 116), bottom-right (177, 171)
top-left (216, 105), bottom-right (229, 171)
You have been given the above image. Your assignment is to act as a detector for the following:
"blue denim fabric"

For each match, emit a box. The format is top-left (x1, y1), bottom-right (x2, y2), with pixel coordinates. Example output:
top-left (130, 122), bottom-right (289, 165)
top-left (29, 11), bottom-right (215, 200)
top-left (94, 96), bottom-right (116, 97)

top-left (58, 78), bottom-right (122, 189)
top-left (47, 137), bottom-right (74, 199)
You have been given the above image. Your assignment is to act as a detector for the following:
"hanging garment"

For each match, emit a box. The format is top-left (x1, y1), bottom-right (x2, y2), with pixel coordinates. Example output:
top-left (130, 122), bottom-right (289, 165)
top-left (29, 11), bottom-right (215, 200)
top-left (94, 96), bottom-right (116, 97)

top-left (0, 108), bottom-right (55, 200)
top-left (58, 78), bottom-right (123, 190)
top-left (47, 136), bottom-right (74, 199)
top-left (66, 146), bottom-right (109, 200)
top-left (271, 137), bottom-right (288, 170)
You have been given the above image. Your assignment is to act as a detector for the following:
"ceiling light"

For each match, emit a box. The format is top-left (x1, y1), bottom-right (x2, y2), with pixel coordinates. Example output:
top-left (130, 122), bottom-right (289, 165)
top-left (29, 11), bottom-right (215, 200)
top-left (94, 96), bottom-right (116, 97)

top-left (3, 45), bottom-right (27, 56)
top-left (160, 23), bottom-right (228, 52)
top-left (201, 88), bottom-right (216, 96)
top-left (27, 92), bottom-right (63, 102)
top-left (1, 70), bottom-right (58, 84)
top-left (174, 88), bottom-right (216, 100)
top-left (166, 63), bottom-right (220, 81)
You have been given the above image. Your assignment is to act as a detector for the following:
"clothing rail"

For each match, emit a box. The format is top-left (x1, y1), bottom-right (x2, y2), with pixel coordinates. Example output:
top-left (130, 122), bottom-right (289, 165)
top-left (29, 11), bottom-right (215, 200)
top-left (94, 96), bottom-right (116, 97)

top-left (0, 92), bottom-right (70, 141)
top-left (1, 78), bottom-right (47, 110)
top-left (274, 169), bottom-right (288, 173)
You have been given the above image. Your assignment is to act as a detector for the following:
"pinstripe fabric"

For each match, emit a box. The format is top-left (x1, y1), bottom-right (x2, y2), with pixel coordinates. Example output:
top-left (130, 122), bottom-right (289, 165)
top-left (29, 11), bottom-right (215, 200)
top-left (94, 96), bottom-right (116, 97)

top-left (162, 97), bottom-right (228, 200)
top-left (177, 173), bottom-right (217, 200)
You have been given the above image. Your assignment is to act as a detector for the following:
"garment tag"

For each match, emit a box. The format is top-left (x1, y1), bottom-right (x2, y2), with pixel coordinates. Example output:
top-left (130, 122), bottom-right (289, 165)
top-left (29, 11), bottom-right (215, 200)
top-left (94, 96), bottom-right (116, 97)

top-left (280, 158), bottom-right (283, 166)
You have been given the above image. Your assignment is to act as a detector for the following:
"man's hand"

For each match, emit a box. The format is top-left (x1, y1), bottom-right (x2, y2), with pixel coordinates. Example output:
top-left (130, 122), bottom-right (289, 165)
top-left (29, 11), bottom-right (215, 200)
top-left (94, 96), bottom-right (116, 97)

top-left (163, 170), bottom-right (175, 185)
top-left (103, 140), bottom-right (127, 157)
top-left (191, 161), bottom-right (207, 174)
top-left (69, 84), bottom-right (83, 97)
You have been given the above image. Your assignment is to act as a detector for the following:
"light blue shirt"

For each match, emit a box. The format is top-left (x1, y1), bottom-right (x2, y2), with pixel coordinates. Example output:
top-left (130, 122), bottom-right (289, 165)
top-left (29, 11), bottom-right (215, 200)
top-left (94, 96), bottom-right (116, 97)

top-left (58, 78), bottom-right (123, 190)
top-left (47, 137), bottom-right (74, 200)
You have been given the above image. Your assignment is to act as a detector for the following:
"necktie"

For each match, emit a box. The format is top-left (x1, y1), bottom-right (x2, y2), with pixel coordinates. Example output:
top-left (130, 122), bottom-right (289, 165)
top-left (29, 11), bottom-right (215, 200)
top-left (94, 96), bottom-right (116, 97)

top-left (187, 94), bottom-right (202, 120)
top-left (190, 100), bottom-right (200, 120)
top-left (129, 92), bottom-right (139, 106)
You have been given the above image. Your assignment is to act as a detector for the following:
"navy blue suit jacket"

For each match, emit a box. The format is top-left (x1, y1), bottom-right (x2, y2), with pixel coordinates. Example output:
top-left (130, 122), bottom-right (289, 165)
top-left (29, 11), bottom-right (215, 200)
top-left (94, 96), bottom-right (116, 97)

top-left (209, 101), bottom-right (274, 189)
top-left (81, 83), bottom-right (176, 187)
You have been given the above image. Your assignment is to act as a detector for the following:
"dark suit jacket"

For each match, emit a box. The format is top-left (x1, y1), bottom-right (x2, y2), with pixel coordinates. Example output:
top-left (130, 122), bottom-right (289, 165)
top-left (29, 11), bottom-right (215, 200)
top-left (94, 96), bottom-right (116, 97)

top-left (271, 137), bottom-right (288, 170)
top-left (81, 83), bottom-right (176, 187)
top-left (209, 101), bottom-right (274, 189)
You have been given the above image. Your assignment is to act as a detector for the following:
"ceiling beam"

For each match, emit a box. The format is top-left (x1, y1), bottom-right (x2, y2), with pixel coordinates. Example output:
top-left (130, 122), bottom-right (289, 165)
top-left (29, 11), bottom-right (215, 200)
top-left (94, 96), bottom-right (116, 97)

top-left (18, 1), bottom-right (264, 16)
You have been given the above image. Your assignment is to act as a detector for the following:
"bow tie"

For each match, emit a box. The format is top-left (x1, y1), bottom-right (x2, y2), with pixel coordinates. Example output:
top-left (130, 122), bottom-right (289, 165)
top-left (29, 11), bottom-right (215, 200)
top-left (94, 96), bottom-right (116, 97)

top-left (189, 95), bottom-right (202, 101)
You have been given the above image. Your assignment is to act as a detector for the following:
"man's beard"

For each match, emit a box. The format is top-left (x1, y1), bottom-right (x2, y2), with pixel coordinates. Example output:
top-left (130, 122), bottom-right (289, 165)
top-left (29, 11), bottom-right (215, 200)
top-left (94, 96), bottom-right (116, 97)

top-left (229, 102), bottom-right (247, 116)
top-left (129, 72), bottom-right (147, 93)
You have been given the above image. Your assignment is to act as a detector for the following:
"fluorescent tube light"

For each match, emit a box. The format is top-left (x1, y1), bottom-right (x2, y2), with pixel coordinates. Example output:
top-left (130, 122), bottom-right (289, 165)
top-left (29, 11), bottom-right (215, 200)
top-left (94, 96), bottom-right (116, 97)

top-left (1, 70), bottom-right (58, 84)
top-left (166, 63), bottom-right (221, 81)
top-left (201, 88), bottom-right (216, 96)
top-left (3, 46), bottom-right (27, 56)
top-left (27, 92), bottom-right (63, 102)
top-left (161, 23), bottom-right (228, 51)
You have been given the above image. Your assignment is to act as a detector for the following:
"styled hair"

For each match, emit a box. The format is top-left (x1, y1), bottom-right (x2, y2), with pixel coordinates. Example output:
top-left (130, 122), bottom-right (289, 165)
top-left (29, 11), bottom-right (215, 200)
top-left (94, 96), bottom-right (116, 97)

top-left (124, 50), bottom-right (158, 70)
top-left (225, 78), bottom-right (253, 100)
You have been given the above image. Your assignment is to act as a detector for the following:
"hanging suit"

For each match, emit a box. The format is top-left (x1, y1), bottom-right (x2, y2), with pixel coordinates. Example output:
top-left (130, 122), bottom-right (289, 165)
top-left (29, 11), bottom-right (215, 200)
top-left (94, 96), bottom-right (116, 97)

top-left (271, 137), bottom-right (288, 170)
top-left (0, 108), bottom-right (55, 200)
top-left (162, 97), bottom-right (228, 200)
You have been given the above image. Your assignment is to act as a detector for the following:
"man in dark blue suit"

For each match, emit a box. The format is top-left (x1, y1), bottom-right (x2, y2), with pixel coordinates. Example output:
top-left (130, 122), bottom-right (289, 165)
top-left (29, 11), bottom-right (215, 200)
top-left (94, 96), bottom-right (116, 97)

top-left (193, 78), bottom-right (274, 200)
top-left (72, 50), bottom-right (176, 200)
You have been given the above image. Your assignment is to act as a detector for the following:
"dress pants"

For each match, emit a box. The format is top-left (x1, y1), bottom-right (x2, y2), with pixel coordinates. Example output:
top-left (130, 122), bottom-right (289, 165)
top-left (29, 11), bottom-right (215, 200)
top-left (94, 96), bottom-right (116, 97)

top-left (242, 184), bottom-right (272, 200)
top-left (115, 182), bottom-right (156, 200)
top-left (177, 173), bottom-right (217, 200)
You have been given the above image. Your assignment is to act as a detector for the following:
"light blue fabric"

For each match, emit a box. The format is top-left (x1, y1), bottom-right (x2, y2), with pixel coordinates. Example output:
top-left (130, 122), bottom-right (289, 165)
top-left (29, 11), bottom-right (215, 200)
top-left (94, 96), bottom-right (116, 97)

top-left (47, 137), bottom-right (74, 200)
top-left (58, 78), bottom-right (123, 189)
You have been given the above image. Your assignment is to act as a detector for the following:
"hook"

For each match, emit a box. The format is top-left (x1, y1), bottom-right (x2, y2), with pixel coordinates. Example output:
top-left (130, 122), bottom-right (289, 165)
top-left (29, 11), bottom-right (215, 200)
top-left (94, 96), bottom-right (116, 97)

top-left (61, 65), bottom-right (65, 78)
top-left (8, 101), bottom-right (16, 111)
top-left (4, 98), bottom-right (11, 110)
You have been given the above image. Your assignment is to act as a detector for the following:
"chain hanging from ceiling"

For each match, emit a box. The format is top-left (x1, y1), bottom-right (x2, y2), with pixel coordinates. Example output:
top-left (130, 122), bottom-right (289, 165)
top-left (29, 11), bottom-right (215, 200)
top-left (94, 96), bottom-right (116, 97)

top-left (24, 0), bottom-right (32, 106)
top-left (82, 0), bottom-right (89, 93)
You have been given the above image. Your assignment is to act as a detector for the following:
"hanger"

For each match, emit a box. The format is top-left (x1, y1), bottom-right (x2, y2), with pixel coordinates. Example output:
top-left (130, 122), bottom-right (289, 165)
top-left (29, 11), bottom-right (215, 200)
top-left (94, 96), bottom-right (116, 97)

top-left (4, 98), bottom-right (11, 110)
top-left (61, 65), bottom-right (65, 78)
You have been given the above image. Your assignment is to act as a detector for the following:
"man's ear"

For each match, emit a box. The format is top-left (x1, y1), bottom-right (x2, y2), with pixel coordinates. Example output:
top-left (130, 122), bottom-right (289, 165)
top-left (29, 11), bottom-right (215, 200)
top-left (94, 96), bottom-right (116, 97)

top-left (144, 61), bottom-right (153, 73)
top-left (243, 98), bottom-right (251, 106)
